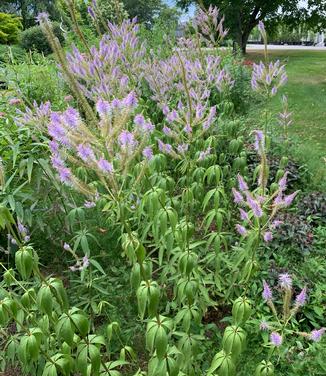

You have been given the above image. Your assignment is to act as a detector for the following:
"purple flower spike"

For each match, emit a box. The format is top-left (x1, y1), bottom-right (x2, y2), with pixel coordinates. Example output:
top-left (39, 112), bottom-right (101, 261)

top-left (88, 6), bottom-right (96, 20)
top-left (36, 12), bottom-right (49, 24)
top-left (270, 332), bottom-right (282, 347)
top-left (97, 158), bottom-right (113, 173)
top-left (262, 280), bottom-right (273, 301)
top-left (134, 114), bottom-right (145, 127)
top-left (278, 172), bottom-right (288, 192)
top-left (163, 126), bottom-right (172, 136)
top-left (253, 130), bottom-right (265, 154)
top-left (232, 188), bottom-right (243, 204)
top-left (119, 130), bottom-right (137, 149)
top-left (143, 146), bottom-right (153, 160)
top-left (58, 167), bottom-right (71, 183)
top-left (310, 328), bottom-right (325, 342)
top-left (123, 91), bottom-right (138, 108)
top-left (77, 144), bottom-right (95, 162)
top-left (263, 231), bottom-right (273, 243)
top-left (295, 286), bottom-right (307, 307)
top-left (258, 20), bottom-right (265, 34)
top-left (236, 224), bottom-right (247, 236)
top-left (239, 208), bottom-right (249, 221)
top-left (96, 98), bottom-right (111, 117)
top-left (279, 273), bottom-right (292, 289)
top-left (271, 86), bottom-right (277, 96)
top-left (283, 191), bottom-right (298, 207)
top-left (237, 174), bottom-right (248, 191)
top-left (246, 192), bottom-right (263, 218)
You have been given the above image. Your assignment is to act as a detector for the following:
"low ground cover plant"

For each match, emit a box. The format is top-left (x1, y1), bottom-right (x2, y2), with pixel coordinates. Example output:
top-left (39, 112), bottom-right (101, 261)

top-left (0, 2), bottom-right (324, 375)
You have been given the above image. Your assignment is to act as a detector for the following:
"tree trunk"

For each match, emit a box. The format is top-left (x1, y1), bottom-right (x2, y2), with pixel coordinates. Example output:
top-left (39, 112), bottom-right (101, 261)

top-left (233, 31), bottom-right (249, 54)
top-left (241, 32), bottom-right (250, 54)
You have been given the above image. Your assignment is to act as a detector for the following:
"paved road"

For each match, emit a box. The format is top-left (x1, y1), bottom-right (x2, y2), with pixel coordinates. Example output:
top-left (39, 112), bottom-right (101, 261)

top-left (247, 43), bottom-right (326, 51)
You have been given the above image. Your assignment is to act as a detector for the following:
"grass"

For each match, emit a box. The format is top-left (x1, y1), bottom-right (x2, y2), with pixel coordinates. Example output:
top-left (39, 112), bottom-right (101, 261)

top-left (247, 50), bottom-right (326, 188)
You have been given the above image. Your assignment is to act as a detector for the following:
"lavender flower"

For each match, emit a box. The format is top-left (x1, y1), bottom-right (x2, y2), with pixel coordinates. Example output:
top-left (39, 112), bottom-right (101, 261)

top-left (239, 208), bottom-right (249, 221)
top-left (63, 243), bottom-right (71, 251)
top-left (283, 191), bottom-right (298, 207)
top-left (166, 110), bottom-right (179, 123)
top-left (295, 287), bottom-right (307, 307)
top-left (49, 140), bottom-right (59, 153)
top-left (97, 158), bottom-right (113, 173)
top-left (246, 192), bottom-right (263, 218)
top-left (262, 280), bottom-right (273, 301)
top-left (177, 143), bottom-right (189, 155)
top-left (87, 6), bottom-right (96, 20)
top-left (96, 99), bottom-right (111, 117)
top-left (84, 201), bottom-right (96, 208)
top-left (163, 126), bottom-right (172, 136)
top-left (236, 224), bottom-right (247, 236)
top-left (232, 188), bottom-right (243, 204)
top-left (237, 174), bottom-right (248, 191)
top-left (62, 107), bottom-right (80, 129)
top-left (198, 147), bottom-right (211, 161)
top-left (119, 130), bottom-right (137, 149)
top-left (258, 21), bottom-right (266, 35)
top-left (253, 130), bottom-right (265, 155)
top-left (263, 231), bottom-right (273, 243)
top-left (134, 114), bottom-right (145, 127)
top-left (82, 255), bottom-right (90, 269)
top-left (17, 221), bottom-right (27, 235)
top-left (260, 321), bottom-right (270, 331)
top-left (36, 12), bottom-right (49, 24)
top-left (9, 234), bottom-right (17, 245)
top-left (279, 273), bottom-right (292, 289)
top-left (122, 91), bottom-right (138, 108)
top-left (143, 146), bottom-right (153, 160)
top-left (270, 332), bottom-right (282, 347)
top-left (310, 328), bottom-right (325, 342)
top-left (77, 144), bottom-right (95, 162)
top-left (278, 172), bottom-right (288, 192)
top-left (58, 167), bottom-right (71, 183)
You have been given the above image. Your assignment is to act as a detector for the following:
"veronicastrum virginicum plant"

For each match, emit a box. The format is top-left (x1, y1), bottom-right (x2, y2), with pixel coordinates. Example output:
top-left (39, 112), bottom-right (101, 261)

top-left (0, 208), bottom-right (132, 375)
top-left (254, 275), bottom-right (325, 375)
top-left (2, 2), bottom-right (304, 376)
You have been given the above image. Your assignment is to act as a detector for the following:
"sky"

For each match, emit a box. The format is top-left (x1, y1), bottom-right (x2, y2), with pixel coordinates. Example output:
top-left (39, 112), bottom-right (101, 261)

top-left (164, 0), bottom-right (196, 21)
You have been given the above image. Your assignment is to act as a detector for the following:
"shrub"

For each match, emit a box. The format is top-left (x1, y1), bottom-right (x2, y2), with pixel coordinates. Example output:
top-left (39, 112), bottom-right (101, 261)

top-left (20, 22), bottom-right (65, 55)
top-left (0, 44), bottom-right (25, 63)
top-left (0, 13), bottom-right (22, 44)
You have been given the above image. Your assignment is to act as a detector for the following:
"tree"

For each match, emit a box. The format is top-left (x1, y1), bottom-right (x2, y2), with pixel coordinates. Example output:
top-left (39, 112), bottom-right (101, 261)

top-left (0, 12), bottom-right (23, 44)
top-left (177, 0), bottom-right (326, 53)
top-left (0, 0), bottom-right (60, 28)
top-left (122, 0), bottom-right (166, 26)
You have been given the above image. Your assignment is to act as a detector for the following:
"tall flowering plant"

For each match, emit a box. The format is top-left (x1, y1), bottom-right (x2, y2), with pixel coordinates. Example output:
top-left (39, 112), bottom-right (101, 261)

top-left (6, 3), bottom-right (309, 376)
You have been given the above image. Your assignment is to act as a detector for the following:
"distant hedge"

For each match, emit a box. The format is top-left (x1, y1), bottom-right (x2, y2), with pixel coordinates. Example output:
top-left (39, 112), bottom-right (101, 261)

top-left (20, 22), bottom-right (65, 55)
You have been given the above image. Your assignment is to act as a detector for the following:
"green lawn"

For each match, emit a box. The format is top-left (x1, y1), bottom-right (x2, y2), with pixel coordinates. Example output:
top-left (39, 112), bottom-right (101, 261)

top-left (247, 50), bottom-right (326, 188)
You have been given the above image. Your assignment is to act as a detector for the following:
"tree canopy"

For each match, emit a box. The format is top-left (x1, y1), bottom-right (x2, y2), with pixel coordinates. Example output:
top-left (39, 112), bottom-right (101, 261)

top-left (177, 0), bottom-right (326, 52)
top-left (0, 0), bottom-right (60, 28)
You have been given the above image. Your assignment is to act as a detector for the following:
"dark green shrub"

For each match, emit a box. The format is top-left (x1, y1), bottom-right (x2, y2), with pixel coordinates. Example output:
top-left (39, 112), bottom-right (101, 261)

top-left (20, 22), bottom-right (65, 55)
top-left (0, 12), bottom-right (23, 44)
